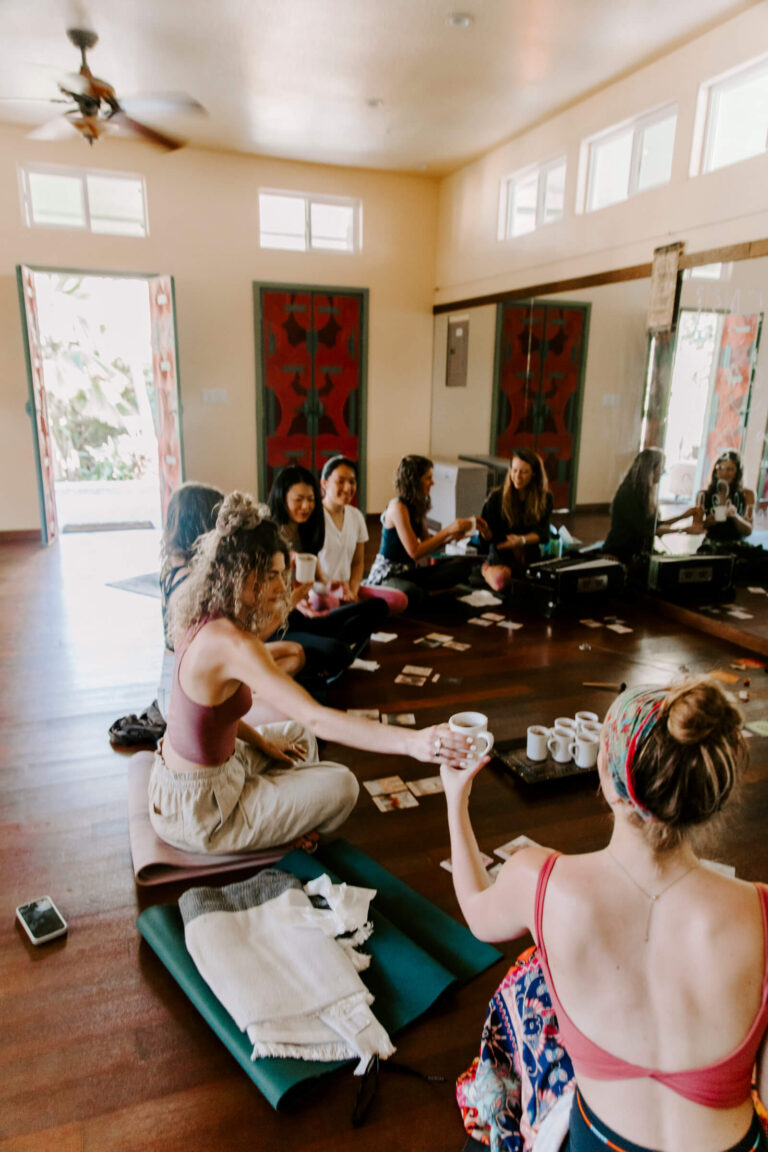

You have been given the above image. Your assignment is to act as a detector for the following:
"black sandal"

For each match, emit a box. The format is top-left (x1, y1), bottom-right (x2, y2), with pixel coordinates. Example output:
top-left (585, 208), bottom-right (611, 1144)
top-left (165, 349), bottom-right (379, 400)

top-left (109, 700), bottom-right (166, 748)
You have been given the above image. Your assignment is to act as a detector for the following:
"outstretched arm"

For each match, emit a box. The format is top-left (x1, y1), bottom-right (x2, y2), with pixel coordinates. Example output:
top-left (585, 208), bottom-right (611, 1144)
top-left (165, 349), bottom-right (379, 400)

top-left (389, 500), bottom-right (474, 561)
top-left (441, 757), bottom-right (550, 942)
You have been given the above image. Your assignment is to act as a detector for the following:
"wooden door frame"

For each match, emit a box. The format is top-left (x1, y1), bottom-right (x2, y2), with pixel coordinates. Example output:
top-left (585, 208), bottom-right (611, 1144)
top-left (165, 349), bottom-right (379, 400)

top-left (491, 298), bottom-right (591, 509)
top-left (16, 263), bottom-right (184, 544)
top-left (253, 282), bottom-right (369, 510)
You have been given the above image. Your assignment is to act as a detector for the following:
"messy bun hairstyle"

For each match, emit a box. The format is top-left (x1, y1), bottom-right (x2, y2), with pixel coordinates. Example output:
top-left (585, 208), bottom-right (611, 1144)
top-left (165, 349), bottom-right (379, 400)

top-left (171, 491), bottom-right (290, 642)
top-left (628, 679), bottom-right (746, 851)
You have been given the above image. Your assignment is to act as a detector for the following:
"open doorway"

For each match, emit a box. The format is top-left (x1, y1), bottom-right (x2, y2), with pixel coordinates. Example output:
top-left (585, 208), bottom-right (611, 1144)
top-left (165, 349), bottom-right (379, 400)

top-left (34, 271), bottom-right (159, 531)
top-left (18, 266), bottom-right (184, 544)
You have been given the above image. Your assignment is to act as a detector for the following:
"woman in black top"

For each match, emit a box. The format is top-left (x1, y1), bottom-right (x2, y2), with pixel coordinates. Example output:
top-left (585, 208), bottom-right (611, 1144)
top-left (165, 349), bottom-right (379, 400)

top-left (365, 455), bottom-right (481, 609)
top-left (267, 465), bottom-right (387, 678)
top-left (477, 449), bottom-right (553, 591)
top-left (603, 448), bottom-right (693, 566)
top-left (694, 450), bottom-right (755, 549)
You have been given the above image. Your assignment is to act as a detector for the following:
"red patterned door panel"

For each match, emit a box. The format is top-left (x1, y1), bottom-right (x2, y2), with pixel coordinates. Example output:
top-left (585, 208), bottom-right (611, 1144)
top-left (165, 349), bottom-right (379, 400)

top-left (702, 313), bottom-right (762, 481)
top-left (262, 290), bottom-right (314, 491)
top-left (495, 302), bottom-right (588, 508)
top-left (312, 293), bottom-right (361, 474)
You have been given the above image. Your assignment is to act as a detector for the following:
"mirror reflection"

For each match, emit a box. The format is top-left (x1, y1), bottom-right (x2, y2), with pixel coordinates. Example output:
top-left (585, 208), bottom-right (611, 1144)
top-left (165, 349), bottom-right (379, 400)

top-left (430, 249), bottom-right (767, 638)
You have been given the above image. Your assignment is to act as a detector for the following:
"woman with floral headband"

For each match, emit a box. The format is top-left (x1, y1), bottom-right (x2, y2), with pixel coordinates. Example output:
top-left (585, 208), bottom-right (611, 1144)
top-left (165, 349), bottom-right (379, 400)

top-left (442, 679), bottom-right (768, 1151)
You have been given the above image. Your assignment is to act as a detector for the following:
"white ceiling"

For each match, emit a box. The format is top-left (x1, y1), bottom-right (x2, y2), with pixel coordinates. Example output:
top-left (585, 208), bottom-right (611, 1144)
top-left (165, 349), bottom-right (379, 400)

top-left (0, 0), bottom-right (761, 174)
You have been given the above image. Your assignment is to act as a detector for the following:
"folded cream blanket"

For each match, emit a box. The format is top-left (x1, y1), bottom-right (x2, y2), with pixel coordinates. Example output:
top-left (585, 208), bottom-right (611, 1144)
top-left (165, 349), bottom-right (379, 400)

top-left (179, 870), bottom-right (394, 1073)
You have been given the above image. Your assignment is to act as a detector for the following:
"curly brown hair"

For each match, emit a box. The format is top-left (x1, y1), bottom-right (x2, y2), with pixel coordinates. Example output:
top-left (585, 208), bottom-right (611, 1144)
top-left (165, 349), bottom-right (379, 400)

top-left (171, 491), bottom-right (291, 645)
top-left (394, 455), bottom-right (433, 532)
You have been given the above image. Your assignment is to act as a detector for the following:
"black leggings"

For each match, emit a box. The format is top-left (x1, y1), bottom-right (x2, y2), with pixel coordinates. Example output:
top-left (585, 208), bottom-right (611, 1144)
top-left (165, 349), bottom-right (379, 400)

top-left (379, 556), bottom-right (473, 610)
top-left (565, 1089), bottom-right (768, 1152)
top-left (277, 598), bottom-right (388, 682)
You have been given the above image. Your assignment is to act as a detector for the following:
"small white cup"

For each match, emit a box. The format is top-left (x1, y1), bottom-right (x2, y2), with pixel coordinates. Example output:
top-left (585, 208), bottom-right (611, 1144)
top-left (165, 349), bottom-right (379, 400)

top-left (449, 711), bottom-right (494, 760)
top-left (569, 733), bottom-right (599, 769)
top-left (526, 725), bottom-right (549, 762)
top-left (547, 727), bottom-right (572, 763)
top-left (579, 721), bottom-right (602, 739)
top-left (294, 553), bottom-right (317, 582)
top-left (713, 504), bottom-right (728, 522)
top-left (575, 711), bottom-right (598, 728)
top-left (554, 717), bottom-right (577, 734)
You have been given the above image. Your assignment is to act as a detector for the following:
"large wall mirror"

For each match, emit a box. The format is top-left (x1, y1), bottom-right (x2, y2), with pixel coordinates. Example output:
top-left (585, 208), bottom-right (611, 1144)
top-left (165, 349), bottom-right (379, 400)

top-left (430, 246), bottom-right (767, 635)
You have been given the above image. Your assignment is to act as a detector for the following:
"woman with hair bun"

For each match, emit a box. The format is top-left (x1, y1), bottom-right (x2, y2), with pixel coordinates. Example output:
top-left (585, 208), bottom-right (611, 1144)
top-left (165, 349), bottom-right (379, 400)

top-left (150, 491), bottom-right (471, 854)
top-left (442, 678), bottom-right (768, 1151)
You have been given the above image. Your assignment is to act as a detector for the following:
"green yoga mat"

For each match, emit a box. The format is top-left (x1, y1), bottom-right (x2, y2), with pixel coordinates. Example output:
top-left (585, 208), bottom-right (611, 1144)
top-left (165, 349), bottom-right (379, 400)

top-left (137, 838), bottom-right (501, 1109)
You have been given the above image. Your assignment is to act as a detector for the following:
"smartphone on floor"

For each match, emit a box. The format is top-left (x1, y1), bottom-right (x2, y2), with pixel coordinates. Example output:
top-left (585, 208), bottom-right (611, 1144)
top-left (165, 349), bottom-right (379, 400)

top-left (16, 896), bottom-right (68, 945)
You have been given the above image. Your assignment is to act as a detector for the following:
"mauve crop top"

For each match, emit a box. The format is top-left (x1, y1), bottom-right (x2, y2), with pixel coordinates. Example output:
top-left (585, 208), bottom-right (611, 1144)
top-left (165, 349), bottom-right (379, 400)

top-left (165, 621), bottom-right (252, 766)
top-left (534, 852), bottom-right (768, 1109)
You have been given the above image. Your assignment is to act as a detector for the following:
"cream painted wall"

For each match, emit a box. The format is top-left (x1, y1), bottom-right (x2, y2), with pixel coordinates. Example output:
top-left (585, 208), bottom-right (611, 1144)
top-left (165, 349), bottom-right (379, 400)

top-left (434, 5), bottom-right (768, 306)
top-left (0, 124), bottom-right (438, 532)
top-left (430, 305), bottom-right (496, 459)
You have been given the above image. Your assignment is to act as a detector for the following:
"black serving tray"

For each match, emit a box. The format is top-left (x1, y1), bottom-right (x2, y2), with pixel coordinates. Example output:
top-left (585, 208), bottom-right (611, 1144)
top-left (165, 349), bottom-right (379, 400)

top-left (492, 737), bottom-right (597, 784)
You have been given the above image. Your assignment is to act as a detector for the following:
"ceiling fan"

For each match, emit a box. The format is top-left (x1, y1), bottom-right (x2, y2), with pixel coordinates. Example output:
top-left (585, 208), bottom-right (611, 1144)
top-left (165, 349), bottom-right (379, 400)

top-left (28, 27), bottom-right (205, 151)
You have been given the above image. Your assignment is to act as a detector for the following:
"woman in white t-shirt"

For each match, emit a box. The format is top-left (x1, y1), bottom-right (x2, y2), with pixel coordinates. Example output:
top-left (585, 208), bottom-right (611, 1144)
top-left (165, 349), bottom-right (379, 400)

top-left (319, 456), bottom-right (407, 614)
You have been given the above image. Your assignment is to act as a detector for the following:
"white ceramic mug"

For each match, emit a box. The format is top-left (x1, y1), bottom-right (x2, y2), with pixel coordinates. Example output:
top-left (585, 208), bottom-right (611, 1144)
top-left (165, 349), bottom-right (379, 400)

top-left (579, 721), bottom-right (602, 739)
top-left (554, 717), bottom-right (577, 734)
top-left (449, 711), bottom-right (494, 760)
top-left (569, 733), bottom-right (599, 769)
top-left (713, 504), bottom-right (728, 522)
top-left (547, 726), bottom-right (572, 763)
top-left (294, 553), bottom-right (318, 582)
top-left (526, 725), bottom-right (549, 762)
top-left (575, 711), bottom-right (598, 729)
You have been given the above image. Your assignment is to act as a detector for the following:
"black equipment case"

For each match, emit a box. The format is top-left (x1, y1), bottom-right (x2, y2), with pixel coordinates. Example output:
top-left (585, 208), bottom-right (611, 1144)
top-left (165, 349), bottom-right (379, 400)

top-left (647, 553), bottom-right (735, 597)
top-left (525, 556), bottom-right (625, 616)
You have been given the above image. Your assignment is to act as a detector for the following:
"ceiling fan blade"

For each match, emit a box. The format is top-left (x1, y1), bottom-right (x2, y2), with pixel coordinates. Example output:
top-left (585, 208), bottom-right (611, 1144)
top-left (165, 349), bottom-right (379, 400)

top-left (58, 71), bottom-right (91, 96)
top-left (119, 92), bottom-right (206, 119)
top-left (110, 110), bottom-right (183, 151)
top-left (27, 115), bottom-right (80, 141)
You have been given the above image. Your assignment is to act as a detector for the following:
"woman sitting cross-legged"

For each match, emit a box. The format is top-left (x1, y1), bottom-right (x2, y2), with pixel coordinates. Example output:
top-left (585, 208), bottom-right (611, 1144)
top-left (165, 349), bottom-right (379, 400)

top-left (150, 491), bottom-right (469, 853)
top-left (267, 464), bottom-right (388, 679)
top-left (442, 679), bottom-right (768, 1152)
top-left (318, 454), bottom-right (407, 615)
top-left (476, 448), bottom-right (553, 593)
top-left (694, 449), bottom-right (756, 552)
top-left (364, 454), bottom-right (482, 610)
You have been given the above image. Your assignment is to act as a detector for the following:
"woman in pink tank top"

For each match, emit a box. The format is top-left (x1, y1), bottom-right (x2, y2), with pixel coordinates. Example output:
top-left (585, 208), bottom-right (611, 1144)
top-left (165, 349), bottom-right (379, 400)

top-left (441, 680), bottom-right (768, 1152)
top-left (150, 491), bottom-right (472, 857)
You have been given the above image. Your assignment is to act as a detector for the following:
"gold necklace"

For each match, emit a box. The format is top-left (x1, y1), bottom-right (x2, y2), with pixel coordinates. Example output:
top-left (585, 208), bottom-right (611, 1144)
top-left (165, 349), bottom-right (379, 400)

top-left (606, 850), bottom-right (699, 943)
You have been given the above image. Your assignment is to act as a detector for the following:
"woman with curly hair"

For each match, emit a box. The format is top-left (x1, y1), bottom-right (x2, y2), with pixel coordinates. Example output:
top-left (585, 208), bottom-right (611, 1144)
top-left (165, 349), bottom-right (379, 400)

top-left (149, 491), bottom-right (470, 853)
top-left (442, 678), bottom-right (767, 1151)
top-left (365, 455), bottom-right (482, 609)
top-left (694, 450), bottom-right (755, 550)
top-left (160, 481), bottom-right (304, 680)
top-left (476, 448), bottom-right (553, 591)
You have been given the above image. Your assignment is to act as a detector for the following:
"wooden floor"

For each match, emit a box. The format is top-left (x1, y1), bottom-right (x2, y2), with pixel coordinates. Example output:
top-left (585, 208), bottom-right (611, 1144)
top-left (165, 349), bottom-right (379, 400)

top-left (2, 530), bottom-right (768, 1152)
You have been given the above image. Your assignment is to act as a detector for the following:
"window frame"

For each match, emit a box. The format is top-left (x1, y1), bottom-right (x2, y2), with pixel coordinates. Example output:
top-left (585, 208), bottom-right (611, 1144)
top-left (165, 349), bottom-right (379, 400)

top-left (19, 163), bottom-right (149, 236)
top-left (697, 53), bottom-right (768, 175)
top-left (583, 102), bottom-right (677, 213)
top-left (498, 154), bottom-right (567, 241)
top-left (258, 189), bottom-right (362, 254)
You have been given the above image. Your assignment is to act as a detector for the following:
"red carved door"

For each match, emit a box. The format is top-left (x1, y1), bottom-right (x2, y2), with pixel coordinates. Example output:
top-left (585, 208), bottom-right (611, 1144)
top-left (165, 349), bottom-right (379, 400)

top-left (258, 287), bottom-right (366, 502)
top-left (495, 301), bottom-right (588, 508)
